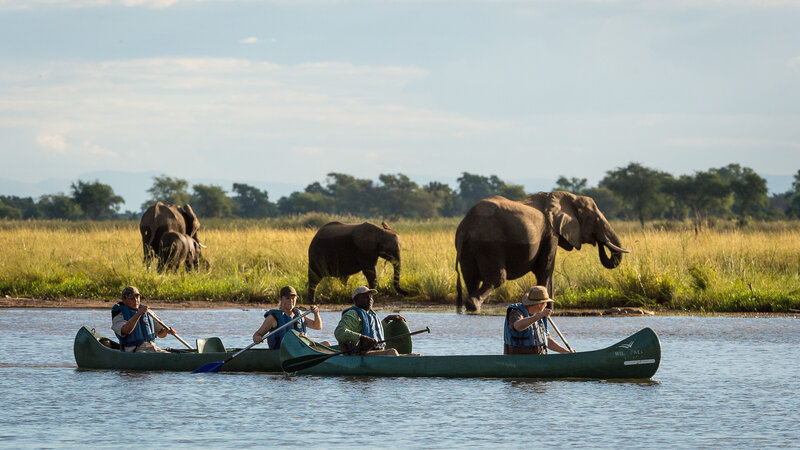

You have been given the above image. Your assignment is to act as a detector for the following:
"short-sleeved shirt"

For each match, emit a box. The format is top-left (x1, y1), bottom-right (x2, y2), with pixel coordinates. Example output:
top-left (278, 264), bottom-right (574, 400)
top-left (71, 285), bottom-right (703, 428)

top-left (505, 309), bottom-right (549, 355)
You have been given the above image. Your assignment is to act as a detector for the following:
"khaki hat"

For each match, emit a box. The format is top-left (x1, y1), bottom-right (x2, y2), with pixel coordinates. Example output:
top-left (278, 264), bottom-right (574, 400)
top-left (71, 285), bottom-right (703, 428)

top-left (352, 286), bottom-right (378, 299)
top-left (121, 286), bottom-right (140, 299)
top-left (521, 286), bottom-right (554, 306)
top-left (279, 286), bottom-right (298, 297)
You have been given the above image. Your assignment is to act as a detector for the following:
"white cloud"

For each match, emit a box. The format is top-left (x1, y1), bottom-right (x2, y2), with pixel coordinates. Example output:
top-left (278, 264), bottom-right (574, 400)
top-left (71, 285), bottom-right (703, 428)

top-left (36, 134), bottom-right (67, 153)
top-left (239, 37), bottom-right (261, 45)
top-left (2, 57), bottom-right (500, 181)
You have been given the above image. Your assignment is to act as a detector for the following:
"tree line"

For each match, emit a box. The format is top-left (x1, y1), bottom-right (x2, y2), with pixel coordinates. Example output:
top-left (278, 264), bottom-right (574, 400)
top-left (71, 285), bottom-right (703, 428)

top-left (2, 163), bottom-right (800, 226)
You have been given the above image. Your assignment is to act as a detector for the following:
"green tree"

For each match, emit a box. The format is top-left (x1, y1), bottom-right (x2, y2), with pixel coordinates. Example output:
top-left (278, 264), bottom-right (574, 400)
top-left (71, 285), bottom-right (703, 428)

top-left (191, 184), bottom-right (233, 218)
top-left (277, 191), bottom-right (334, 215)
top-left (0, 199), bottom-right (22, 219)
top-left (70, 180), bottom-right (124, 220)
top-left (715, 164), bottom-right (768, 222)
top-left (423, 181), bottom-right (462, 217)
top-left (376, 174), bottom-right (435, 219)
top-left (231, 183), bottom-right (274, 218)
top-left (0, 196), bottom-right (40, 219)
top-left (600, 162), bottom-right (672, 228)
top-left (787, 170), bottom-right (800, 218)
top-left (38, 194), bottom-right (83, 220)
top-left (554, 176), bottom-right (588, 195)
top-left (666, 171), bottom-right (731, 232)
top-left (142, 175), bottom-right (191, 211)
top-left (457, 173), bottom-right (526, 211)
top-left (325, 173), bottom-right (375, 216)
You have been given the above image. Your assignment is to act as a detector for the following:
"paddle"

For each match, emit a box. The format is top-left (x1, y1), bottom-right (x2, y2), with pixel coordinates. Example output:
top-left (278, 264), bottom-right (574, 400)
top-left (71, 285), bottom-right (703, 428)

top-left (547, 316), bottom-right (575, 353)
top-left (193, 309), bottom-right (313, 373)
top-left (147, 310), bottom-right (194, 350)
top-left (282, 326), bottom-right (431, 373)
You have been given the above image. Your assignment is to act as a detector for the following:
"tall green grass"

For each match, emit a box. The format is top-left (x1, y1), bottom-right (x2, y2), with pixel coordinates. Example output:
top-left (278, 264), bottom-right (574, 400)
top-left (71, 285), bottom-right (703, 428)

top-left (1, 218), bottom-right (799, 311)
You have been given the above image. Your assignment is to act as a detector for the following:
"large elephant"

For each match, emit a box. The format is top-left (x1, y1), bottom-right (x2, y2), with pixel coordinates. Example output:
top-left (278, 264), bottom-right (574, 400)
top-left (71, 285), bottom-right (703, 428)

top-left (307, 221), bottom-right (409, 303)
top-left (455, 191), bottom-right (629, 313)
top-left (158, 231), bottom-right (205, 271)
top-left (140, 202), bottom-right (201, 265)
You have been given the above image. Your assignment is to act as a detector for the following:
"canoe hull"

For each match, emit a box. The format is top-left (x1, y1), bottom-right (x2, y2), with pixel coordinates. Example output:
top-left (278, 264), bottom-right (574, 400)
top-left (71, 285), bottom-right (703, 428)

top-left (280, 328), bottom-right (661, 380)
top-left (74, 326), bottom-right (281, 372)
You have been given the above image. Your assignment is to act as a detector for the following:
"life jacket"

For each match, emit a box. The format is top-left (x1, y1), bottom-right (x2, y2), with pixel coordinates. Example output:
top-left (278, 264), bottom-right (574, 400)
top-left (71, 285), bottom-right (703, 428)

top-left (112, 302), bottom-right (156, 351)
top-left (264, 308), bottom-right (307, 349)
top-left (342, 306), bottom-right (385, 352)
top-left (504, 303), bottom-right (548, 353)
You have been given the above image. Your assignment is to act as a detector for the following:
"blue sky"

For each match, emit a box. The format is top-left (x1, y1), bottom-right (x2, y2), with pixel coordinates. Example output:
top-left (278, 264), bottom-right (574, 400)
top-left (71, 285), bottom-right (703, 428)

top-left (2, 0), bottom-right (799, 198)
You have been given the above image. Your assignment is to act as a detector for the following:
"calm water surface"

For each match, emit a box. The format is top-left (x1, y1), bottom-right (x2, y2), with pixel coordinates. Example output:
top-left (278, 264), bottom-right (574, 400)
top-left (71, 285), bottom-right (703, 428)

top-left (0, 309), bottom-right (798, 448)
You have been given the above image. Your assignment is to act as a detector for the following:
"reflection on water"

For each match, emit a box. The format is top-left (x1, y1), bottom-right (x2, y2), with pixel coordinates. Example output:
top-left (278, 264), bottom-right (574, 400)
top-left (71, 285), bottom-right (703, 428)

top-left (0, 309), bottom-right (797, 447)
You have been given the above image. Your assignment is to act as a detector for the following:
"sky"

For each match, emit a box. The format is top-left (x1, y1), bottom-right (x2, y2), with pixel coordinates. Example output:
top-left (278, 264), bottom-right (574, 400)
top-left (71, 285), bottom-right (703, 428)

top-left (1, 0), bottom-right (799, 202)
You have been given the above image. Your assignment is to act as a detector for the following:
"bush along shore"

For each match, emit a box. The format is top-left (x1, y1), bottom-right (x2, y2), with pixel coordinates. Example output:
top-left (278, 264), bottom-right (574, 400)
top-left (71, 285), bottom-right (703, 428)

top-left (1, 218), bottom-right (799, 313)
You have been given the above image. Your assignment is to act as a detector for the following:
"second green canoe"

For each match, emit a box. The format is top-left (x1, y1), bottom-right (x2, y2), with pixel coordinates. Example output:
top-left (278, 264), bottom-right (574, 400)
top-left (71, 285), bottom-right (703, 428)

top-left (280, 327), bottom-right (662, 380)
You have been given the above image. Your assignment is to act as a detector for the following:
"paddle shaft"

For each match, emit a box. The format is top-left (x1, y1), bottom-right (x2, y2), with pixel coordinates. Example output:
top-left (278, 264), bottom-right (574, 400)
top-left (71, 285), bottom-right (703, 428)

top-left (224, 309), bottom-right (313, 363)
top-left (148, 310), bottom-right (194, 350)
top-left (547, 316), bottom-right (574, 353)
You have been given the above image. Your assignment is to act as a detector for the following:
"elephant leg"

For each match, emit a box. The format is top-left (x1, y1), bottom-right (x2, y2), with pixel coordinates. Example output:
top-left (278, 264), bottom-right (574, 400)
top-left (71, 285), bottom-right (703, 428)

top-left (458, 258), bottom-right (479, 313)
top-left (307, 267), bottom-right (321, 304)
top-left (466, 248), bottom-right (507, 313)
top-left (469, 277), bottom-right (503, 313)
top-left (362, 267), bottom-right (378, 289)
top-left (532, 242), bottom-right (558, 297)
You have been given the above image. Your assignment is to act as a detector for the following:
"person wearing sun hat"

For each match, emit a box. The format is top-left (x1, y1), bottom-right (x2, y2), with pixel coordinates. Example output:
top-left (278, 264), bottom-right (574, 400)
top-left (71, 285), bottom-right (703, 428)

top-left (334, 286), bottom-right (406, 356)
top-left (252, 285), bottom-right (327, 349)
top-left (503, 286), bottom-right (572, 355)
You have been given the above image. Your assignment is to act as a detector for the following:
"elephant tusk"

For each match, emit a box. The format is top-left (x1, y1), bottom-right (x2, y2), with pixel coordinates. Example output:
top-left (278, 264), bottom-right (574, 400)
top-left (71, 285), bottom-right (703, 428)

top-left (603, 241), bottom-right (630, 254)
top-left (198, 243), bottom-right (208, 249)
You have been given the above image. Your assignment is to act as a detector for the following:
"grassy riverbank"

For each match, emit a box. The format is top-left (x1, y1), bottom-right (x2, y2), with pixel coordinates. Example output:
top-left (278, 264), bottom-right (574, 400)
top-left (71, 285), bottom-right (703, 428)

top-left (1, 217), bottom-right (799, 312)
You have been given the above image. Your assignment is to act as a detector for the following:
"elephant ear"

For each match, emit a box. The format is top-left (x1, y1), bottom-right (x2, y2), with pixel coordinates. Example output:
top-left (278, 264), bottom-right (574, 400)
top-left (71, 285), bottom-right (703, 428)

top-left (548, 192), bottom-right (582, 250)
top-left (181, 204), bottom-right (201, 237)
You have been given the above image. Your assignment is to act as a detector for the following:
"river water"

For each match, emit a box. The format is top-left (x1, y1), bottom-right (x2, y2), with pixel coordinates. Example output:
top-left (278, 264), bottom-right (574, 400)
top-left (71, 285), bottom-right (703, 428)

top-left (0, 309), bottom-right (798, 448)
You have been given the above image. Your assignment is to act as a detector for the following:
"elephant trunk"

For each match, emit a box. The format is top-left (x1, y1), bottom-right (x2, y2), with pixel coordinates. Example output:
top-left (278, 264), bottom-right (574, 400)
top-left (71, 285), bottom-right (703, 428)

top-left (391, 260), bottom-right (409, 296)
top-left (597, 225), bottom-right (628, 269)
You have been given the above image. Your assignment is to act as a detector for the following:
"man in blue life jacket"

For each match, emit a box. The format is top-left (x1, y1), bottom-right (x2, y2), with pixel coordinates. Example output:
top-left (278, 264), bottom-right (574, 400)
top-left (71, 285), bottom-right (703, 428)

top-left (252, 285), bottom-right (328, 348)
top-left (504, 286), bottom-right (573, 355)
top-left (111, 286), bottom-right (176, 353)
top-left (335, 286), bottom-right (407, 356)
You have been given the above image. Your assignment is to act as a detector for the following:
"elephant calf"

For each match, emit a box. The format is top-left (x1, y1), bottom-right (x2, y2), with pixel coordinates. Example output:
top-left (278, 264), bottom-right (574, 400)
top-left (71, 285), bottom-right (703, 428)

top-left (307, 221), bottom-right (409, 303)
top-left (158, 231), bottom-right (206, 272)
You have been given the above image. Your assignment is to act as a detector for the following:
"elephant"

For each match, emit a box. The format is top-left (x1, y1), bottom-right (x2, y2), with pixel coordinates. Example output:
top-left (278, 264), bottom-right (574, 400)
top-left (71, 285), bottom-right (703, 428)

top-left (306, 221), bottom-right (410, 303)
top-left (140, 202), bottom-right (200, 265)
top-left (158, 231), bottom-right (206, 271)
top-left (454, 191), bottom-right (629, 313)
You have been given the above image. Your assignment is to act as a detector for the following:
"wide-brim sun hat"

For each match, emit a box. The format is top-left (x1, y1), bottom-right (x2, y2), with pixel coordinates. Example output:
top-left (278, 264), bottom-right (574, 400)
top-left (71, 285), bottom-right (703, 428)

top-left (521, 286), bottom-right (555, 306)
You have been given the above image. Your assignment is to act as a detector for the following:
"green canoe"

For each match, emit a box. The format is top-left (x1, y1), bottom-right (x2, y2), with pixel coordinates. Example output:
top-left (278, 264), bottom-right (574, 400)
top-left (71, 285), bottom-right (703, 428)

top-left (73, 326), bottom-right (282, 372)
top-left (279, 327), bottom-right (662, 380)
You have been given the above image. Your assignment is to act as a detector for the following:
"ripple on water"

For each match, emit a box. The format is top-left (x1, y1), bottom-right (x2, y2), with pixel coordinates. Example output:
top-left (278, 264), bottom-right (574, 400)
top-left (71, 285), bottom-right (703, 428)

top-left (0, 310), bottom-right (797, 447)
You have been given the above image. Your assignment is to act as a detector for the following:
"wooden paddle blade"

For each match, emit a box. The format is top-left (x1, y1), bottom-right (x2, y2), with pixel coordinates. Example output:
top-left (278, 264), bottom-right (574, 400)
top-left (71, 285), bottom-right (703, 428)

top-left (192, 361), bottom-right (225, 373)
top-left (281, 353), bottom-right (338, 373)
